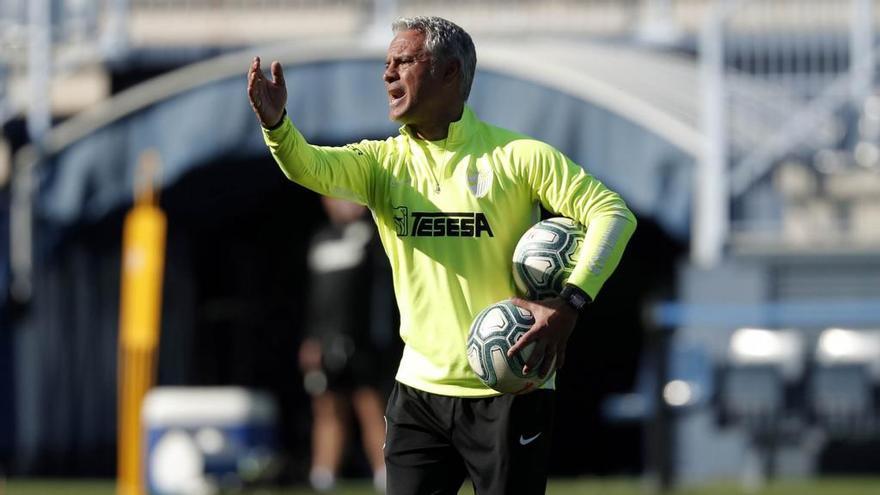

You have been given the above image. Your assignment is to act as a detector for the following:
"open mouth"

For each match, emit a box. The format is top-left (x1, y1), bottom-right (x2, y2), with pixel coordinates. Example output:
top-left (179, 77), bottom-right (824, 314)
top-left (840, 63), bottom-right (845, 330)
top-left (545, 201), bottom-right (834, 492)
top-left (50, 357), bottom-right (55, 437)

top-left (388, 88), bottom-right (405, 106)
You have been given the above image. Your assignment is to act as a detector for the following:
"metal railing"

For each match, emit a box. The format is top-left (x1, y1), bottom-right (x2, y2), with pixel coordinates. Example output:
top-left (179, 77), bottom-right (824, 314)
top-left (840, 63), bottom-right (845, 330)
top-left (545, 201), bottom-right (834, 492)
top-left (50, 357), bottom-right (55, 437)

top-left (0, 0), bottom-right (128, 131)
top-left (696, 0), bottom-right (880, 265)
top-left (725, 0), bottom-right (867, 193)
top-left (0, 0), bottom-right (124, 66)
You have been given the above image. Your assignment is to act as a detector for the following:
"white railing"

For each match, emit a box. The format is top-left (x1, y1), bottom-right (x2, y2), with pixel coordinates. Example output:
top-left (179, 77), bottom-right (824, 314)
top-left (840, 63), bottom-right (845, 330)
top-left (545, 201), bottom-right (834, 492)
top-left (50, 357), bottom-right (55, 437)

top-left (726, 0), bottom-right (869, 193)
top-left (697, 0), bottom-right (879, 264)
top-left (0, 0), bottom-right (128, 131)
top-left (0, 0), bottom-right (124, 66)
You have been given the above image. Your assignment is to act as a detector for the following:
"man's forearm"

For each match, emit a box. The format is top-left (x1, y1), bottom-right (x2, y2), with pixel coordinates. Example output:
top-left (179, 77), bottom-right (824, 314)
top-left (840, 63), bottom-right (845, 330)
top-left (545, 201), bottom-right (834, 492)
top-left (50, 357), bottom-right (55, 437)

top-left (566, 210), bottom-right (637, 300)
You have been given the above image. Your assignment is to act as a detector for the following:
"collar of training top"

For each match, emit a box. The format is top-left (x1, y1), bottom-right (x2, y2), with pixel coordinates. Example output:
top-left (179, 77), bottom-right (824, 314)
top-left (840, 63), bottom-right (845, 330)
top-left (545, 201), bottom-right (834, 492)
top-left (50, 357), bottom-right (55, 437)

top-left (399, 105), bottom-right (477, 146)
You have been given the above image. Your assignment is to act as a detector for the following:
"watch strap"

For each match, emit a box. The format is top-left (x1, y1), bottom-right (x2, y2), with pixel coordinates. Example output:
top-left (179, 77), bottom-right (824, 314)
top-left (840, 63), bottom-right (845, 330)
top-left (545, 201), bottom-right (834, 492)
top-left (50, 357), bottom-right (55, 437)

top-left (560, 284), bottom-right (591, 313)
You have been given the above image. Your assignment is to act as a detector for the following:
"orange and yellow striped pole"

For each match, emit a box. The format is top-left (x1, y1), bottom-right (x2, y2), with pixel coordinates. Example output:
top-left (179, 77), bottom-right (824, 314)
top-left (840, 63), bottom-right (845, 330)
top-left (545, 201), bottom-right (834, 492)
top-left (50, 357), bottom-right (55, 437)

top-left (117, 150), bottom-right (166, 495)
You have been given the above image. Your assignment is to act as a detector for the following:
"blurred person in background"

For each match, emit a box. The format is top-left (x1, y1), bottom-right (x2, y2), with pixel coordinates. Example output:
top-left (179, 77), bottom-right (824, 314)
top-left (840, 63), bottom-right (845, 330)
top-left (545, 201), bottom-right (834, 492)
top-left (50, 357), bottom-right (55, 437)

top-left (250, 16), bottom-right (635, 495)
top-left (299, 196), bottom-right (392, 493)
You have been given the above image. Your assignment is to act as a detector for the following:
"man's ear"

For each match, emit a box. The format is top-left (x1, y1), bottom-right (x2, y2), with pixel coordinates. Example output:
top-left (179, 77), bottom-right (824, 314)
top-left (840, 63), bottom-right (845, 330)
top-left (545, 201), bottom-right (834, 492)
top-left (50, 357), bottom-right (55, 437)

top-left (443, 59), bottom-right (461, 84)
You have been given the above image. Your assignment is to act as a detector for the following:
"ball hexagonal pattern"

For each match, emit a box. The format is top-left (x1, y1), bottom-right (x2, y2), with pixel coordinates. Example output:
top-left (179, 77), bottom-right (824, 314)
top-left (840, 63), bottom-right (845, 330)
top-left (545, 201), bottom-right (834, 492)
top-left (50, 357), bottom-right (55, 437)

top-left (512, 217), bottom-right (585, 300)
top-left (466, 300), bottom-right (554, 394)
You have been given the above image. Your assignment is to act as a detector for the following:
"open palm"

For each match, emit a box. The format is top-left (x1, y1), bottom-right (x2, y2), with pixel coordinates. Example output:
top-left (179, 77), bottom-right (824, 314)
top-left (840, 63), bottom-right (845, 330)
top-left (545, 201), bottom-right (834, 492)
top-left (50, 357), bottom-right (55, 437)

top-left (247, 56), bottom-right (287, 128)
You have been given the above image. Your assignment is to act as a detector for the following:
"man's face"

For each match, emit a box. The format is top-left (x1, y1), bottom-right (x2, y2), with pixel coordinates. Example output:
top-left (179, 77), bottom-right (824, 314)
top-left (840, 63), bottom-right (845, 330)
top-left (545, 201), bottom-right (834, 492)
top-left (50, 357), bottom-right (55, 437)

top-left (383, 29), bottom-right (447, 124)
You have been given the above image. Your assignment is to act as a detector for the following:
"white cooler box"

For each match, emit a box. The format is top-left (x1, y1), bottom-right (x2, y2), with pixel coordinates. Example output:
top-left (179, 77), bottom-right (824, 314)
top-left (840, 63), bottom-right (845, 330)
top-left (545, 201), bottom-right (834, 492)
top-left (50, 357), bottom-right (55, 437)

top-left (143, 387), bottom-right (278, 495)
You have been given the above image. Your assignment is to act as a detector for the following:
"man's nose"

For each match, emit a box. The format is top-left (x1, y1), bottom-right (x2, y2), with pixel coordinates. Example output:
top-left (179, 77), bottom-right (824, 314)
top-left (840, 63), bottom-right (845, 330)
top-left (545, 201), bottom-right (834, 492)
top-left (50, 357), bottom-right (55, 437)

top-left (383, 64), bottom-right (397, 82)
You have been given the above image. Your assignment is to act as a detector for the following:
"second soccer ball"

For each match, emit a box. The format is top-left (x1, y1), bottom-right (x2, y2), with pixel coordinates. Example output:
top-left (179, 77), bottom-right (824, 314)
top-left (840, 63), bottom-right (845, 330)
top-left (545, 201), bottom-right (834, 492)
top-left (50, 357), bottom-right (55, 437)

top-left (512, 217), bottom-right (585, 300)
top-left (466, 300), bottom-right (555, 394)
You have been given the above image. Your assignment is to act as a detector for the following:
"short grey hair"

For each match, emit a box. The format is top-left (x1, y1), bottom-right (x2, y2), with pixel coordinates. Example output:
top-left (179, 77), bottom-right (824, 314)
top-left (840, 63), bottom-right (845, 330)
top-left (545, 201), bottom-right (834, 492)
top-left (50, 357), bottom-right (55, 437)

top-left (392, 16), bottom-right (477, 101)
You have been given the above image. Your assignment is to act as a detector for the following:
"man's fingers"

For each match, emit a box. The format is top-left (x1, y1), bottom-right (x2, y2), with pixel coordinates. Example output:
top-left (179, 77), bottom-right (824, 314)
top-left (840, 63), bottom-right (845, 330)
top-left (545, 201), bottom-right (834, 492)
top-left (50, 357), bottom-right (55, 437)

top-left (249, 60), bottom-right (265, 88)
top-left (510, 297), bottom-right (540, 321)
top-left (247, 72), bottom-right (258, 95)
top-left (247, 61), bottom-right (261, 95)
top-left (271, 60), bottom-right (285, 85)
top-left (247, 58), bottom-right (266, 111)
top-left (247, 79), bottom-right (262, 109)
top-left (510, 297), bottom-right (535, 313)
top-left (522, 340), bottom-right (547, 374)
top-left (507, 328), bottom-right (537, 358)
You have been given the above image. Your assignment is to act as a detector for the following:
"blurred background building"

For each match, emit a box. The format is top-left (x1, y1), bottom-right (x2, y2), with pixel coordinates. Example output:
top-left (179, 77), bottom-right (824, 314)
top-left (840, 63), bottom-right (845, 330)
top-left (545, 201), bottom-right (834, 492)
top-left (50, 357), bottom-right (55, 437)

top-left (1, 0), bottom-right (879, 489)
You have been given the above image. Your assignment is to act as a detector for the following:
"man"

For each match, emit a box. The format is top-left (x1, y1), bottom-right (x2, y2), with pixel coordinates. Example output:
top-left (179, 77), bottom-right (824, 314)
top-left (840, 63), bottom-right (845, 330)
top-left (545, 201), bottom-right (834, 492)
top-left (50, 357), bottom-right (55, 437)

top-left (300, 196), bottom-right (393, 493)
top-left (248, 16), bottom-right (636, 494)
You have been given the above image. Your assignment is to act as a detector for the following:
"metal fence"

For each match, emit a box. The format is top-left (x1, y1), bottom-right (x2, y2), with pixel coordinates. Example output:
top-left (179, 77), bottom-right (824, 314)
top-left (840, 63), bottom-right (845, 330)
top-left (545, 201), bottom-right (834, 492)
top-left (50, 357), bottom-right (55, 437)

top-left (696, 0), bottom-right (880, 264)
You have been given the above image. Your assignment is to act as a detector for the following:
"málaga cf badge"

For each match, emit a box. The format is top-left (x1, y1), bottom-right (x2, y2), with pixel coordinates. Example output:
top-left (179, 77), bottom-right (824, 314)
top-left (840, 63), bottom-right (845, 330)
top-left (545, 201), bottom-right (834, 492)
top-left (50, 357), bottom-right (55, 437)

top-left (466, 163), bottom-right (493, 198)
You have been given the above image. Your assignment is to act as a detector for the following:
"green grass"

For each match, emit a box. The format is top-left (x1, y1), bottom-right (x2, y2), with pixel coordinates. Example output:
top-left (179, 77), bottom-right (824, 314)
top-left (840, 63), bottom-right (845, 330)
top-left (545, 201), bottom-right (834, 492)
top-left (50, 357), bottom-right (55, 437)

top-left (5, 477), bottom-right (880, 495)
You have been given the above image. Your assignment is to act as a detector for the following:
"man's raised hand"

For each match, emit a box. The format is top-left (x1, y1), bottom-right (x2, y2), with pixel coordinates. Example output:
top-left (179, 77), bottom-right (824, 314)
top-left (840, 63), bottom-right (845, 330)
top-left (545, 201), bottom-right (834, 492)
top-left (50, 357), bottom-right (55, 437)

top-left (247, 56), bottom-right (287, 128)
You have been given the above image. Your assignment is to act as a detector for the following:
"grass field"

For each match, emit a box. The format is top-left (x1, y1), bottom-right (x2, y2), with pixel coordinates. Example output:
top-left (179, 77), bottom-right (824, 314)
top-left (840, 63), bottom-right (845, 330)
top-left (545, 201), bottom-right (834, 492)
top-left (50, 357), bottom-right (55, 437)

top-left (5, 477), bottom-right (880, 495)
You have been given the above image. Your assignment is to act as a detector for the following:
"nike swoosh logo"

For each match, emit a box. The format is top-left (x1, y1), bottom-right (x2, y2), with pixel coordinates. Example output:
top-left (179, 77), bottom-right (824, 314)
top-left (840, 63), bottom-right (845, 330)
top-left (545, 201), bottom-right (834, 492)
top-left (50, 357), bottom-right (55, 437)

top-left (519, 432), bottom-right (542, 445)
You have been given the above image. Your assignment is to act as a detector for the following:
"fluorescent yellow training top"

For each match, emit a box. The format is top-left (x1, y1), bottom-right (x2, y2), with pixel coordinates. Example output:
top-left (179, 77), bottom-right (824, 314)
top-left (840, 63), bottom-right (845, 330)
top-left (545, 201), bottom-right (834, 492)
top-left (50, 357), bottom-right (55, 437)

top-left (264, 106), bottom-right (636, 397)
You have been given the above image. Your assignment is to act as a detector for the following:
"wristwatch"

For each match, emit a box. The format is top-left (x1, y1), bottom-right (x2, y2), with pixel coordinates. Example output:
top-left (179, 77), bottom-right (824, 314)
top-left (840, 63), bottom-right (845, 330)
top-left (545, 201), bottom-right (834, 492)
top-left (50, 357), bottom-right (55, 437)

top-left (559, 284), bottom-right (591, 313)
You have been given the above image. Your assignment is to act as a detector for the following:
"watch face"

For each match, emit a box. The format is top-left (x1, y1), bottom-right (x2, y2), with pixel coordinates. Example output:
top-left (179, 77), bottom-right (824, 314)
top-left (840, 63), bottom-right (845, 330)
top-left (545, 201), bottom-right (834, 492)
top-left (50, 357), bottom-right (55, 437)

top-left (570, 293), bottom-right (587, 309)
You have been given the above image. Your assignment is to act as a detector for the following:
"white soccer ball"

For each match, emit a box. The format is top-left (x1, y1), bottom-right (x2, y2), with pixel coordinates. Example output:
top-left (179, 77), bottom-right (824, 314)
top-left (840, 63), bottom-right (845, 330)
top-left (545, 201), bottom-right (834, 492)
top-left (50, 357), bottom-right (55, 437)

top-left (512, 217), bottom-right (585, 300)
top-left (466, 300), bottom-right (555, 394)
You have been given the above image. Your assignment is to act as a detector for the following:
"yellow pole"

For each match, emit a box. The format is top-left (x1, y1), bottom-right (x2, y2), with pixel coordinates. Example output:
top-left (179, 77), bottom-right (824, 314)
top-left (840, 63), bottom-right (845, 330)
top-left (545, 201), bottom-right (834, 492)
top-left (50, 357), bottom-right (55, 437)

top-left (117, 150), bottom-right (166, 495)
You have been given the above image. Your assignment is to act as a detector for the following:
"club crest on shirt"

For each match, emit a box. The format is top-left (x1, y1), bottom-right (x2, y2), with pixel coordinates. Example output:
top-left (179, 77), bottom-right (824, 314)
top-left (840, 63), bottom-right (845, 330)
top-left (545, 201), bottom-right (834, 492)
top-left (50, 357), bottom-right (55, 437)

top-left (466, 163), bottom-right (493, 198)
top-left (393, 206), bottom-right (409, 236)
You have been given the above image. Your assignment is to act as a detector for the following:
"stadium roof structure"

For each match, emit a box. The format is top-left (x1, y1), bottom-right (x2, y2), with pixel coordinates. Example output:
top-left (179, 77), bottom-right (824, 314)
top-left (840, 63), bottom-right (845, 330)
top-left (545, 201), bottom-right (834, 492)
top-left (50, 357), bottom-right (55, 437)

top-left (21, 37), bottom-right (713, 240)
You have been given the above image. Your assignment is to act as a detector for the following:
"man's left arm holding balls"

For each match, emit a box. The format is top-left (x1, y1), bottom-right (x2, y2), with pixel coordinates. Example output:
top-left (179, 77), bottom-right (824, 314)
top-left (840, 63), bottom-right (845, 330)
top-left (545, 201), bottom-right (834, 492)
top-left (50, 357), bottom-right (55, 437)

top-left (506, 142), bottom-right (637, 379)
